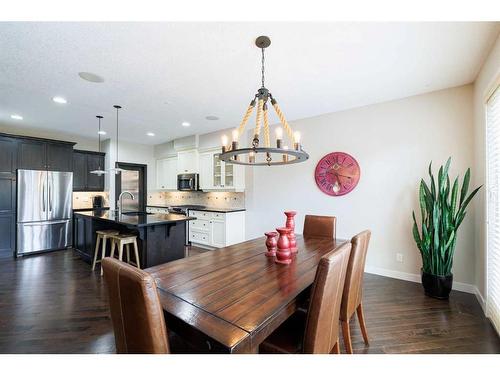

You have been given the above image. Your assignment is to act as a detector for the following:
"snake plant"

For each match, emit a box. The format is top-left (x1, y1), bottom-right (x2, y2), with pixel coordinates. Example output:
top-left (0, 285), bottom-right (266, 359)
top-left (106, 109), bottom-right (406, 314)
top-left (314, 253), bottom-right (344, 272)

top-left (412, 158), bottom-right (481, 276)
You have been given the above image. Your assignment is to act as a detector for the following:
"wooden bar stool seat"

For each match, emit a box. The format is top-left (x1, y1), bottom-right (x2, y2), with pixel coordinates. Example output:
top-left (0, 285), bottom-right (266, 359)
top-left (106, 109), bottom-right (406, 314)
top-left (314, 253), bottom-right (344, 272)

top-left (109, 233), bottom-right (141, 269)
top-left (92, 229), bottom-right (120, 276)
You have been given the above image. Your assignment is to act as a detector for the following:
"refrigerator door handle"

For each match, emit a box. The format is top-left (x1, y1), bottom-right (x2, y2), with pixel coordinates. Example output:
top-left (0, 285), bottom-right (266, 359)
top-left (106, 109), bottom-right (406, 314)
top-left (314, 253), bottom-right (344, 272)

top-left (42, 179), bottom-right (46, 212)
top-left (48, 176), bottom-right (52, 212)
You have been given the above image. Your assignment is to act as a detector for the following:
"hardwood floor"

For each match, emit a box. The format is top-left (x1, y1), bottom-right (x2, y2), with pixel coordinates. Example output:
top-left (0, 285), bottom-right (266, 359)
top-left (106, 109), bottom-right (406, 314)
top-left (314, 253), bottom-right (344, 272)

top-left (0, 248), bottom-right (498, 354)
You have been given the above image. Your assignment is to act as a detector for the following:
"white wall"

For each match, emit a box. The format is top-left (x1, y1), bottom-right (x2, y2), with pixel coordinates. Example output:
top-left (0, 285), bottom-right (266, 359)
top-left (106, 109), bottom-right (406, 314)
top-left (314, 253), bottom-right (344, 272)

top-left (245, 85), bottom-right (476, 286)
top-left (473, 35), bottom-right (500, 298)
top-left (103, 139), bottom-right (156, 209)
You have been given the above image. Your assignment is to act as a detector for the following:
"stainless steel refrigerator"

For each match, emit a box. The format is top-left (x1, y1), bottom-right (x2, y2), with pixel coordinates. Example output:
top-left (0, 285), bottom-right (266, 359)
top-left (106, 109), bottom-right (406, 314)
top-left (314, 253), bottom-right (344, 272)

top-left (16, 169), bottom-right (73, 256)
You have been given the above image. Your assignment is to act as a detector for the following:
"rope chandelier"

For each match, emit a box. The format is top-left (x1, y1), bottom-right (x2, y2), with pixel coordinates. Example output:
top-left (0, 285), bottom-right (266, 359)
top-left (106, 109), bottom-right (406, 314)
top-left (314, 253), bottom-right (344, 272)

top-left (219, 36), bottom-right (309, 166)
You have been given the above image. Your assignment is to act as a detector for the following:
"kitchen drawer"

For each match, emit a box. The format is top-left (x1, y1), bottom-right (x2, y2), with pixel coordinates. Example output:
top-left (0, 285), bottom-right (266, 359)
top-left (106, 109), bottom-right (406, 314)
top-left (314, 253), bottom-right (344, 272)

top-left (189, 210), bottom-right (213, 219)
top-left (190, 230), bottom-right (210, 245)
top-left (190, 218), bottom-right (210, 232)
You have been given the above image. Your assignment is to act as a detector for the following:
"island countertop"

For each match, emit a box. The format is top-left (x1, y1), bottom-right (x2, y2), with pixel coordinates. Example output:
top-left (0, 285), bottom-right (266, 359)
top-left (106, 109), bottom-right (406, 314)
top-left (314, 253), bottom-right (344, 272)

top-left (74, 209), bottom-right (195, 228)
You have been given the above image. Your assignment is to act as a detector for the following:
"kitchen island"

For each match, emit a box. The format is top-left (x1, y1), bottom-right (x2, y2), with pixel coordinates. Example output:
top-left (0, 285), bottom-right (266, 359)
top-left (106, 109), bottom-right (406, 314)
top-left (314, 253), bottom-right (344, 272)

top-left (73, 209), bottom-right (194, 268)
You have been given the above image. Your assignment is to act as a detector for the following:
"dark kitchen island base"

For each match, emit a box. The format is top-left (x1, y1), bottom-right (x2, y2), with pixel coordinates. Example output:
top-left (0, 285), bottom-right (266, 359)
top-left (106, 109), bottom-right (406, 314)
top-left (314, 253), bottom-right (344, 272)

top-left (73, 210), bottom-right (193, 268)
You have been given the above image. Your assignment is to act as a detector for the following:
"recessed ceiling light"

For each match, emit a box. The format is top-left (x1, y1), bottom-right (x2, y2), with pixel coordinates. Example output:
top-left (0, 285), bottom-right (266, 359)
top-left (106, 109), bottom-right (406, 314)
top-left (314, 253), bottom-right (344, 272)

top-left (182, 122), bottom-right (191, 127)
top-left (10, 114), bottom-right (23, 120)
top-left (52, 96), bottom-right (67, 104)
top-left (98, 130), bottom-right (107, 135)
top-left (205, 115), bottom-right (219, 121)
top-left (78, 72), bottom-right (104, 83)
top-left (146, 132), bottom-right (155, 137)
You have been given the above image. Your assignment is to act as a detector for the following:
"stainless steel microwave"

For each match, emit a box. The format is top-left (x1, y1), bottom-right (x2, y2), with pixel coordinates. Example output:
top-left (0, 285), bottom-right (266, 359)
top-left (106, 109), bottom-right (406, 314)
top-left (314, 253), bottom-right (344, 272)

top-left (177, 173), bottom-right (199, 191)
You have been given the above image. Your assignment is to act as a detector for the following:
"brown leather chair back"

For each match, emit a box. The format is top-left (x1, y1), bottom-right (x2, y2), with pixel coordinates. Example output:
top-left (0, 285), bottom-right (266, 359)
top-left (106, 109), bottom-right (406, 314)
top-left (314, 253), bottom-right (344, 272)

top-left (340, 230), bottom-right (371, 322)
top-left (303, 215), bottom-right (336, 239)
top-left (303, 242), bottom-right (351, 354)
top-left (102, 257), bottom-right (170, 354)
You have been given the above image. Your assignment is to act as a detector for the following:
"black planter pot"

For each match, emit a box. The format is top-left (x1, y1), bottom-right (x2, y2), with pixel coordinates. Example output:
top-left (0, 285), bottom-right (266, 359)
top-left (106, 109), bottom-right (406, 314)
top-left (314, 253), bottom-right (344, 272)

top-left (421, 270), bottom-right (453, 299)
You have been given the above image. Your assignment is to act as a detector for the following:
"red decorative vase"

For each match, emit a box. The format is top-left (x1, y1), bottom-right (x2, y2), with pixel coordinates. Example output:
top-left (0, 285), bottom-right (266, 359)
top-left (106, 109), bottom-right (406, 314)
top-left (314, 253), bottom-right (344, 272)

top-left (275, 227), bottom-right (292, 265)
top-left (264, 232), bottom-right (278, 257)
top-left (285, 211), bottom-right (298, 253)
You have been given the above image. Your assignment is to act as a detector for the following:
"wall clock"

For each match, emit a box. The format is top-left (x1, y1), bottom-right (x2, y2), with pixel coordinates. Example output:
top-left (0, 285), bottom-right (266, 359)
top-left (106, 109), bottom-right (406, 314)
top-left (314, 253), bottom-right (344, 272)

top-left (315, 152), bottom-right (361, 196)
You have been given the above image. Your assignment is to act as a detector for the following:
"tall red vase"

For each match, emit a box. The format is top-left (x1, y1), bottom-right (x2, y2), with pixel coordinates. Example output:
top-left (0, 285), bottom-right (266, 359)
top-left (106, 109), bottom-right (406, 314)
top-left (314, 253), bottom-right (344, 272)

top-left (275, 227), bottom-right (292, 265)
top-left (264, 232), bottom-right (278, 257)
top-left (284, 211), bottom-right (298, 253)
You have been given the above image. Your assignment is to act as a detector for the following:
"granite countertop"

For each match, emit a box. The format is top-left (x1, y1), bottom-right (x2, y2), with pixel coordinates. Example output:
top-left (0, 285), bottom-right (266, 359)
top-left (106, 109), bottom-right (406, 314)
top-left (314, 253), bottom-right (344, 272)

top-left (147, 204), bottom-right (246, 213)
top-left (74, 209), bottom-right (194, 228)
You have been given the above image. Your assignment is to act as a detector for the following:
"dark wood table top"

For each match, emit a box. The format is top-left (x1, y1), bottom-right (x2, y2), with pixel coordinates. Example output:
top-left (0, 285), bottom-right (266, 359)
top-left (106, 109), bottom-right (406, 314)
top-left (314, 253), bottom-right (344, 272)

top-left (146, 235), bottom-right (347, 353)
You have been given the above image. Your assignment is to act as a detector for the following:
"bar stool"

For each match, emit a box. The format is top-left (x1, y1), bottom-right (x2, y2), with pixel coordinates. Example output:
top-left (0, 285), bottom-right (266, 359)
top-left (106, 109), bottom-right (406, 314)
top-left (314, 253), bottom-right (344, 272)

top-left (92, 229), bottom-right (120, 276)
top-left (109, 234), bottom-right (141, 269)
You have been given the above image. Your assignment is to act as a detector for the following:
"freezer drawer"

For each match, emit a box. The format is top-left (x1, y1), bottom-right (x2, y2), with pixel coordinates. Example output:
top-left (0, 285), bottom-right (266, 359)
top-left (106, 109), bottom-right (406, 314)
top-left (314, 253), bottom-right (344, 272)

top-left (17, 220), bottom-right (71, 255)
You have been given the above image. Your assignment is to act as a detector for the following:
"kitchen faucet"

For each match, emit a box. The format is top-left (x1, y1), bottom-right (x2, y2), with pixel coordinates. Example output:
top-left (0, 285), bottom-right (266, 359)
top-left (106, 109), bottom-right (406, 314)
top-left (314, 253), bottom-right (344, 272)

top-left (117, 191), bottom-right (135, 216)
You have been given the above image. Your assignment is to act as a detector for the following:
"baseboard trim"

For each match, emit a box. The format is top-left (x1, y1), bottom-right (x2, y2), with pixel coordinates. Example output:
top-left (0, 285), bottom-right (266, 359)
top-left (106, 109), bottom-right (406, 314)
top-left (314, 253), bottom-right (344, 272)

top-left (364, 265), bottom-right (476, 294)
top-left (474, 287), bottom-right (486, 313)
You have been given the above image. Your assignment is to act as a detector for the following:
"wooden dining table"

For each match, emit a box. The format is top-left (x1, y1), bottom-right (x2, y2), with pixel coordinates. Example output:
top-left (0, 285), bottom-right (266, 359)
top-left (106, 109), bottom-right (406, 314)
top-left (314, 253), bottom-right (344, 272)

top-left (146, 234), bottom-right (347, 353)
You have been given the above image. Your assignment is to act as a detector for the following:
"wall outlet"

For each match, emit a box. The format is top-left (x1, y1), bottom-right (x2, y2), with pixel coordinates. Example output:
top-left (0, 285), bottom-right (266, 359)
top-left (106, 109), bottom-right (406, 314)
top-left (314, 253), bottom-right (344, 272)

top-left (396, 253), bottom-right (404, 263)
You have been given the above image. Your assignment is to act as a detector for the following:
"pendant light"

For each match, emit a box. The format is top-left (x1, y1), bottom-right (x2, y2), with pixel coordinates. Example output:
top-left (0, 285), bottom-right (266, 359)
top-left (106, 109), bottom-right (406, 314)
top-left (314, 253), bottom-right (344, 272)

top-left (90, 115), bottom-right (107, 175)
top-left (218, 36), bottom-right (309, 166)
top-left (108, 105), bottom-right (125, 175)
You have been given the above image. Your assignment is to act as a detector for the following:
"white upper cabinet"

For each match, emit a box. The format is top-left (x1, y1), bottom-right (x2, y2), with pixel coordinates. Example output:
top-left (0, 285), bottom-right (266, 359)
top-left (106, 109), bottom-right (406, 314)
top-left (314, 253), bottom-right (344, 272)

top-left (156, 156), bottom-right (177, 190)
top-left (177, 149), bottom-right (199, 174)
top-left (198, 149), bottom-right (245, 191)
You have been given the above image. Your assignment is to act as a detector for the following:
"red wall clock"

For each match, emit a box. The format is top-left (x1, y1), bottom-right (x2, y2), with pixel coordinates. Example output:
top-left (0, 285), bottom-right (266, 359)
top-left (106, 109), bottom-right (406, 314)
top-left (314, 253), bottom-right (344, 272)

top-left (315, 152), bottom-right (361, 196)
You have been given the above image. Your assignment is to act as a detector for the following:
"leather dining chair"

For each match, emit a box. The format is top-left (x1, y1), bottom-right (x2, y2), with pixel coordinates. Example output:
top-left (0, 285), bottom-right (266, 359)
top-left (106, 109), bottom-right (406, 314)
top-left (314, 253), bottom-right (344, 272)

top-left (340, 230), bottom-right (371, 354)
top-left (259, 242), bottom-right (351, 354)
top-left (303, 215), bottom-right (336, 238)
top-left (102, 257), bottom-right (170, 354)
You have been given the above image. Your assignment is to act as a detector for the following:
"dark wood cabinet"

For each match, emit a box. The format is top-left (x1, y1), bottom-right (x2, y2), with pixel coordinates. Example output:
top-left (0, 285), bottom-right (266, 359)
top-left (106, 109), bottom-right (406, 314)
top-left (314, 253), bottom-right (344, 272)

top-left (73, 214), bottom-right (94, 263)
top-left (47, 143), bottom-right (73, 171)
top-left (0, 137), bottom-right (17, 173)
top-left (0, 135), bottom-right (17, 259)
top-left (18, 139), bottom-right (47, 170)
top-left (73, 150), bottom-right (105, 192)
top-left (0, 132), bottom-right (76, 257)
top-left (0, 213), bottom-right (15, 259)
top-left (18, 138), bottom-right (74, 171)
top-left (73, 151), bottom-right (87, 191)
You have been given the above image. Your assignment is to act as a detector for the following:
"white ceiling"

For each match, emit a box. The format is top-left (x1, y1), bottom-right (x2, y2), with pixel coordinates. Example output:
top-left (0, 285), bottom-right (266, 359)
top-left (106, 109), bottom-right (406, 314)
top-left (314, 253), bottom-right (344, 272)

top-left (0, 22), bottom-right (498, 145)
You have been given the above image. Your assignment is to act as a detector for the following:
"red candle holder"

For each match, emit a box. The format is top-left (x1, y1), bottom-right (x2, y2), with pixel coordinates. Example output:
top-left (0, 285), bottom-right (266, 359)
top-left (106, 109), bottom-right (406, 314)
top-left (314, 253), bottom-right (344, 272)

top-left (264, 232), bottom-right (278, 257)
top-left (275, 227), bottom-right (292, 265)
top-left (285, 211), bottom-right (298, 253)
top-left (284, 211), bottom-right (297, 231)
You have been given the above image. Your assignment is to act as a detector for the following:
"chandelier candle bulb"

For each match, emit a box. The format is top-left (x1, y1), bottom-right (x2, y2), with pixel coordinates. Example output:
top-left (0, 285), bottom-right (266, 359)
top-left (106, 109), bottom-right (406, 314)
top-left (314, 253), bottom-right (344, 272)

top-left (293, 131), bottom-right (301, 150)
top-left (249, 151), bottom-right (256, 163)
top-left (276, 126), bottom-right (283, 148)
top-left (221, 135), bottom-right (229, 153)
top-left (283, 146), bottom-right (289, 162)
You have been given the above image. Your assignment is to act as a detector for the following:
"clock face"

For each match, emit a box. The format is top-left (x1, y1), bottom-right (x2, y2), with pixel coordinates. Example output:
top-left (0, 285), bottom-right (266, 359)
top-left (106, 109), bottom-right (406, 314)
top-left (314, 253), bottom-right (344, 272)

top-left (315, 152), bottom-right (360, 196)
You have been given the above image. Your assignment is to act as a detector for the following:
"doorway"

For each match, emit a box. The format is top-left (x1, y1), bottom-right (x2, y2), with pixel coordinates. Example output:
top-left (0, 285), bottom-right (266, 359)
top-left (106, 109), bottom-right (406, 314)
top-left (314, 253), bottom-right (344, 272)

top-left (114, 162), bottom-right (147, 213)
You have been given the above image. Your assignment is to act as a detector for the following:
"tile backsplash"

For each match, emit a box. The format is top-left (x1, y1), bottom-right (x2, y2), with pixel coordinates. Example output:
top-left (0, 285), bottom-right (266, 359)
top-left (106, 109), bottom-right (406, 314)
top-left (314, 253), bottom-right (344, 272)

top-left (73, 191), bottom-right (109, 210)
top-left (148, 191), bottom-right (245, 209)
